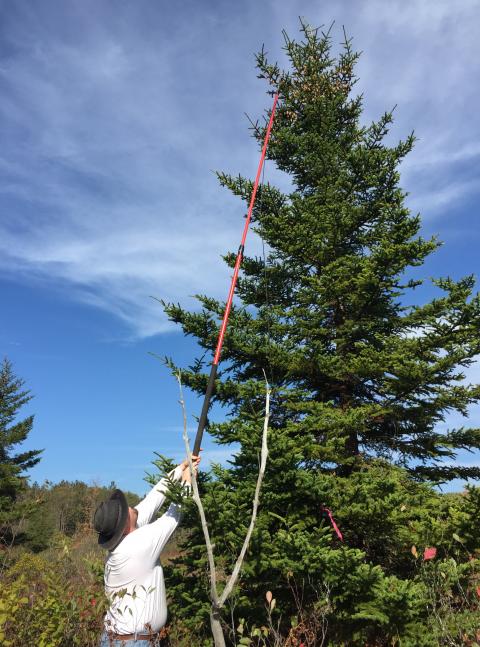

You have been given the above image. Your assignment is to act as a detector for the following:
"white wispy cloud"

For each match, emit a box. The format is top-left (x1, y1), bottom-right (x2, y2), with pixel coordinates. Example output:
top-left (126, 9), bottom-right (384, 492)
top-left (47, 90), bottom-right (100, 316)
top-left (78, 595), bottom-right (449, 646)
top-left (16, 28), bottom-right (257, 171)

top-left (0, 0), bottom-right (479, 338)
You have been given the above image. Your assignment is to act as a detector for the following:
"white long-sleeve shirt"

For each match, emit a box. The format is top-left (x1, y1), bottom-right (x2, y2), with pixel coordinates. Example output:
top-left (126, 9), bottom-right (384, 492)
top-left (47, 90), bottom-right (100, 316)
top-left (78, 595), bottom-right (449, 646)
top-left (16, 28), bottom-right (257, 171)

top-left (103, 465), bottom-right (187, 635)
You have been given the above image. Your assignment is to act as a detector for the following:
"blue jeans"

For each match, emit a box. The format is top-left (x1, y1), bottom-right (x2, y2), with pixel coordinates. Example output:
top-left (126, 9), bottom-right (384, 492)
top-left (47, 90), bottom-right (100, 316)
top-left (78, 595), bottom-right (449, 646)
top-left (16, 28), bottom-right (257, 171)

top-left (99, 632), bottom-right (158, 646)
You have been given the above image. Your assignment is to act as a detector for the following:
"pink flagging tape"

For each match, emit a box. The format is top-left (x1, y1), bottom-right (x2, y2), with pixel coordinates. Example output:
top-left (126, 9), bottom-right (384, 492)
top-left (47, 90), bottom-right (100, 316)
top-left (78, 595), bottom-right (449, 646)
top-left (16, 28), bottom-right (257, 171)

top-left (323, 507), bottom-right (343, 542)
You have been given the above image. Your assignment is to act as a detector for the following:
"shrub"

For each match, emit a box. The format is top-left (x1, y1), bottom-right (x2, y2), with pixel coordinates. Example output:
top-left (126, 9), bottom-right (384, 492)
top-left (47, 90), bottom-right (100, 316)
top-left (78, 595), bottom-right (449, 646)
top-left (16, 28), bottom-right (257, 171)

top-left (0, 548), bottom-right (107, 646)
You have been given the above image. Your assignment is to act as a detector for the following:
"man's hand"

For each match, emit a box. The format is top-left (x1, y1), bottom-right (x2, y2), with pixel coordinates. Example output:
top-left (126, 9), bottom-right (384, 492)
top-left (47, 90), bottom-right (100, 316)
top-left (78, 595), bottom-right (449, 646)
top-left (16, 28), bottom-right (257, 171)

top-left (181, 453), bottom-right (201, 485)
top-left (180, 453), bottom-right (201, 471)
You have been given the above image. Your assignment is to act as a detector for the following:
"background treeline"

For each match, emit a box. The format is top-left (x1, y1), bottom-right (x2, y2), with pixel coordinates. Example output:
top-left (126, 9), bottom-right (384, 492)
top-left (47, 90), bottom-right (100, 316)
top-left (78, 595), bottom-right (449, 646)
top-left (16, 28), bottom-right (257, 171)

top-left (19, 480), bottom-right (140, 553)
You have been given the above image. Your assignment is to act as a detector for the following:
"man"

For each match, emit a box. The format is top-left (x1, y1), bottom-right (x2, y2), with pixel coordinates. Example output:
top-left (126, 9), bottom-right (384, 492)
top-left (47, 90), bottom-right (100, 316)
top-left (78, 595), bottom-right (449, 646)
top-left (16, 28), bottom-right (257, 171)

top-left (94, 455), bottom-right (200, 645)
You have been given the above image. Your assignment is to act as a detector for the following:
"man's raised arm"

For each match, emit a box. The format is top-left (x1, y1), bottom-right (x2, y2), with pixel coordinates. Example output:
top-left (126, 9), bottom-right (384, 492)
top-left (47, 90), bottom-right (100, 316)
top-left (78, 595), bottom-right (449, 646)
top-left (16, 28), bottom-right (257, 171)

top-left (135, 456), bottom-right (200, 527)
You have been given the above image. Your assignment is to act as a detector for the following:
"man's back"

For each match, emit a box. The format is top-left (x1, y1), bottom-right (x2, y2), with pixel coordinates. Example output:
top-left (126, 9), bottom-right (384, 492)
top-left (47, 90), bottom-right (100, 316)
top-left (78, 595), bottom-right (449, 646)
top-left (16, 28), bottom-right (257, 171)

top-left (103, 466), bottom-right (186, 636)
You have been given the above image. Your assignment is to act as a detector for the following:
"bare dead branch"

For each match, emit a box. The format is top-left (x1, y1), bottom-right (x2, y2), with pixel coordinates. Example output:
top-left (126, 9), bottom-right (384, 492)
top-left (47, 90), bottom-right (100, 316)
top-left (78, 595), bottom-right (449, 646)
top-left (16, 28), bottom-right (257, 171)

top-left (219, 383), bottom-right (270, 606)
top-left (176, 372), bottom-right (270, 646)
top-left (177, 374), bottom-right (220, 606)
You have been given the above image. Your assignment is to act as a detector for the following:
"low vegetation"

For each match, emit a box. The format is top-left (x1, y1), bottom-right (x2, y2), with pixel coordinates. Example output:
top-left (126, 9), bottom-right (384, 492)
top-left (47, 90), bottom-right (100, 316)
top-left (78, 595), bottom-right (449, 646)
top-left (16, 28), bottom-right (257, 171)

top-left (0, 476), bottom-right (479, 646)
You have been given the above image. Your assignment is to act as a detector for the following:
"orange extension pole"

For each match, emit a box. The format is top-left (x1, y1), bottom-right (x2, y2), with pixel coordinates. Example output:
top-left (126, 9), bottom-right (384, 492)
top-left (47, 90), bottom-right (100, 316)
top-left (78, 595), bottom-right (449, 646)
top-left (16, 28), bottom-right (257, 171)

top-left (193, 93), bottom-right (279, 456)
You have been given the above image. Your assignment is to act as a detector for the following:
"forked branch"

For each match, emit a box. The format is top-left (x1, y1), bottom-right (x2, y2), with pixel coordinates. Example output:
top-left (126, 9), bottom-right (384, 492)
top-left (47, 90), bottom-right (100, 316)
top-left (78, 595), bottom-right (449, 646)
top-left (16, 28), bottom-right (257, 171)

top-left (177, 373), bottom-right (271, 646)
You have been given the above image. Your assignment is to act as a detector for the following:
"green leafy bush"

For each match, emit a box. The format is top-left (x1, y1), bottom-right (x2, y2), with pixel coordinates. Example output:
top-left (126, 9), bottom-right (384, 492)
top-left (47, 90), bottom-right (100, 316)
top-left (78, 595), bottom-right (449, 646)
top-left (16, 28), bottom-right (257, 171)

top-left (0, 548), bottom-right (107, 646)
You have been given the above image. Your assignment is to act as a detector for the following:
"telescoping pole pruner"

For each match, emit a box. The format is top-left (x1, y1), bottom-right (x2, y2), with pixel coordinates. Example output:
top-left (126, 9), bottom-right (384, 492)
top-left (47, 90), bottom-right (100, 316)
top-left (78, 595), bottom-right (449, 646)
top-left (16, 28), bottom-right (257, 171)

top-left (192, 93), bottom-right (279, 456)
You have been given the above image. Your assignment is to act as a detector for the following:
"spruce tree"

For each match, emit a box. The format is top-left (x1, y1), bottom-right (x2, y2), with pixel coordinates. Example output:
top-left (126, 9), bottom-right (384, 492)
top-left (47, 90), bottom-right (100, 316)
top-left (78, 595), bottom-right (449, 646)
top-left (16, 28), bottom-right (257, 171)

top-left (0, 358), bottom-right (42, 537)
top-left (161, 23), bottom-right (480, 645)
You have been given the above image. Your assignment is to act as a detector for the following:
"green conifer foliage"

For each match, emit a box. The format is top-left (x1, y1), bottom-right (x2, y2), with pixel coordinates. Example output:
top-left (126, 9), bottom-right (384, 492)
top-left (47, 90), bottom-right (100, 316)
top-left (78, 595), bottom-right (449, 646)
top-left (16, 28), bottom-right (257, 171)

top-left (161, 23), bottom-right (480, 645)
top-left (0, 358), bottom-right (42, 535)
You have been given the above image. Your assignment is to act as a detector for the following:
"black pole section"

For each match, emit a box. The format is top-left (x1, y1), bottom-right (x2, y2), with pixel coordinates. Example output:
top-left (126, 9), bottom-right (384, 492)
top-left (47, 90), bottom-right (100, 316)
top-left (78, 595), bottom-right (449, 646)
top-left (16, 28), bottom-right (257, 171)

top-left (193, 363), bottom-right (217, 455)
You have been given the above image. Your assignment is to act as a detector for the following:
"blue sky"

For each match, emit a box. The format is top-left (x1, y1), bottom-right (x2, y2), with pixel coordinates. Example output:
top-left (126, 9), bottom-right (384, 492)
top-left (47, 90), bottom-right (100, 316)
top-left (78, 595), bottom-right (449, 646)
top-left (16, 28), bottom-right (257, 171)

top-left (1, 0), bottom-right (479, 494)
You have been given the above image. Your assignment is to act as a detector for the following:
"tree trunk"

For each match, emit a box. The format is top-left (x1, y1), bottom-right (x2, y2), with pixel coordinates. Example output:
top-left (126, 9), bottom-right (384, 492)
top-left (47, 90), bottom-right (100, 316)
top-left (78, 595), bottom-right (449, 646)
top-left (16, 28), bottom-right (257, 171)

top-left (345, 429), bottom-right (359, 457)
top-left (210, 606), bottom-right (226, 647)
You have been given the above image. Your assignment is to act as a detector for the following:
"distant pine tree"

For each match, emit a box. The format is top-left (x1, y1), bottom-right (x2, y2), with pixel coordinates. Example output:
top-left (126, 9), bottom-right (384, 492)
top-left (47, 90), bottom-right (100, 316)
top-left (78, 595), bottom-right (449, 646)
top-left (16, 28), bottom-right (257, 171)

top-left (160, 22), bottom-right (480, 644)
top-left (0, 358), bottom-right (42, 539)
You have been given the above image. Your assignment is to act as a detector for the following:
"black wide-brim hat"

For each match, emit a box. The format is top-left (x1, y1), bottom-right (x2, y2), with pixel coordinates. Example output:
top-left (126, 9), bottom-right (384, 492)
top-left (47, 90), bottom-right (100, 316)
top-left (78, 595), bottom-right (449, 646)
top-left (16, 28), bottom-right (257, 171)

top-left (93, 489), bottom-right (129, 551)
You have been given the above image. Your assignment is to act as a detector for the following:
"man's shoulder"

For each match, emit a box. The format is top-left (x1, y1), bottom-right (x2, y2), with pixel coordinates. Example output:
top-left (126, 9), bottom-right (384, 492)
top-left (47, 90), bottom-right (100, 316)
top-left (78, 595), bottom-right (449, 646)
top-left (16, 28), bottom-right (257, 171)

top-left (107, 532), bottom-right (142, 561)
top-left (110, 525), bottom-right (155, 556)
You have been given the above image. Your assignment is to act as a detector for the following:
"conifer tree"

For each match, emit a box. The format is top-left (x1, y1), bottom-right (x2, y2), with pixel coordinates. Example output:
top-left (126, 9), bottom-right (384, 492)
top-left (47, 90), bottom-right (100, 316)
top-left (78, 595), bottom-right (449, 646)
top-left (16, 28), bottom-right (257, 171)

top-left (161, 23), bottom-right (480, 644)
top-left (0, 358), bottom-right (42, 536)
